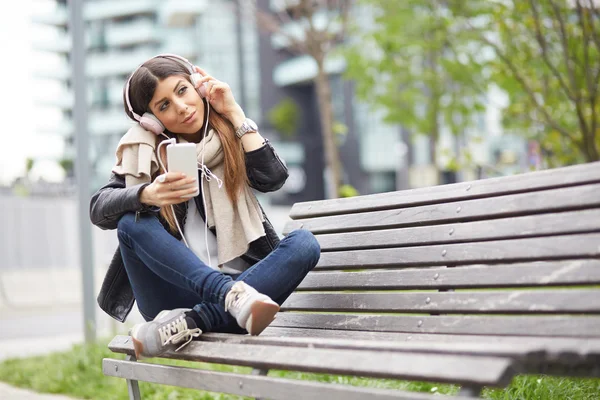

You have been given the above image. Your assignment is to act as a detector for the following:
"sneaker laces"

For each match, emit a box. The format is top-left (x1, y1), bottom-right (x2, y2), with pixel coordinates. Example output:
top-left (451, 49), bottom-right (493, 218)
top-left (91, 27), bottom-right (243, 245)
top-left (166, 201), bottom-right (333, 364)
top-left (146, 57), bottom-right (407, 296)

top-left (159, 315), bottom-right (202, 352)
top-left (224, 283), bottom-right (252, 313)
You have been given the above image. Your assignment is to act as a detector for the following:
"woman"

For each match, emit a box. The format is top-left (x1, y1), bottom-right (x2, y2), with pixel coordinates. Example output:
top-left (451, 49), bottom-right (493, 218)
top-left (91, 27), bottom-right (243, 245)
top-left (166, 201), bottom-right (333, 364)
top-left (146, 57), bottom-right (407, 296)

top-left (89, 55), bottom-right (321, 359)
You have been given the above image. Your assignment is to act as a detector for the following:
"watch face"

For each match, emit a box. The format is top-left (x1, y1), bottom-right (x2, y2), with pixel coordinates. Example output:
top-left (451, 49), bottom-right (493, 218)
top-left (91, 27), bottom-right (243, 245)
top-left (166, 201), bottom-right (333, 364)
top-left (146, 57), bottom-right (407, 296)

top-left (247, 119), bottom-right (258, 130)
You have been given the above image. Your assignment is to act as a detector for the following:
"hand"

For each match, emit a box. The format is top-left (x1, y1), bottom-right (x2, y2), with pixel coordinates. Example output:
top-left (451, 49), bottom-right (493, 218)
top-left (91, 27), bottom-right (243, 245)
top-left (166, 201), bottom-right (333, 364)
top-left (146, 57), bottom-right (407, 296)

top-left (193, 66), bottom-right (244, 123)
top-left (139, 172), bottom-right (198, 207)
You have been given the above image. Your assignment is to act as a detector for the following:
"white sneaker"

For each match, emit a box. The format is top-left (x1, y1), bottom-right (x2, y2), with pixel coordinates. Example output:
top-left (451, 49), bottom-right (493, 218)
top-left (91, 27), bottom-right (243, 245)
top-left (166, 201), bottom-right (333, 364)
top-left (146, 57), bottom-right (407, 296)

top-left (129, 309), bottom-right (202, 359)
top-left (224, 281), bottom-right (280, 335)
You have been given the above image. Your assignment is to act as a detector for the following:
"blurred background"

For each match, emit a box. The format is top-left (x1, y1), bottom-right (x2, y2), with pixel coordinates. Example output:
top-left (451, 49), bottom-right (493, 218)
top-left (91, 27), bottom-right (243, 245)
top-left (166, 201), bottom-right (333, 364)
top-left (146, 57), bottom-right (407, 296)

top-left (0, 0), bottom-right (597, 368)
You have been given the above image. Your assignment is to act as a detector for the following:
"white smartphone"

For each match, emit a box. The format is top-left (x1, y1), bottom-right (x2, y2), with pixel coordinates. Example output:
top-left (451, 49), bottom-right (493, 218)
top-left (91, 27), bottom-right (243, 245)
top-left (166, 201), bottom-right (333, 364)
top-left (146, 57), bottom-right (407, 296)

top-left (166, 143), bottom-right (200, 198)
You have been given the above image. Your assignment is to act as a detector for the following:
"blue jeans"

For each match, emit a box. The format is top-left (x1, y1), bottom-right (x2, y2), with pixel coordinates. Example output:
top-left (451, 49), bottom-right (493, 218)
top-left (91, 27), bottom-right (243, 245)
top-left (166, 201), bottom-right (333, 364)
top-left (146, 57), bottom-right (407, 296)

top-left (116, 212), bottom-right (320, 333)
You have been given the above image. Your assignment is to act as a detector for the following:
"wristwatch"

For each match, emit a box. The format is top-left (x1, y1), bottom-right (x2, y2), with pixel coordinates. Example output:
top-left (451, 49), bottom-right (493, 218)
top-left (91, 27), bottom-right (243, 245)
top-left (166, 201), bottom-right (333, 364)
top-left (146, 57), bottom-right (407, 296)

top-left (235, 118), bottom-right (258, 139)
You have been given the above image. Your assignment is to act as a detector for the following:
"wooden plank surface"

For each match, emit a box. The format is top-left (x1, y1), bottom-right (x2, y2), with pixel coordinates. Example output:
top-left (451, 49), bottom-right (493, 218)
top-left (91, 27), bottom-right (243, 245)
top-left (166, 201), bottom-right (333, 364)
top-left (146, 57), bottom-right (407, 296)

top-left (257, 327), bottom-right (599, 348)
top-left (199, 332), bottom-right (600, 366)
top-left (315, 233), bottom-right (600, 269)
top-left (107, 336), bottom-right (516, 386)
top-left (270, 314), bottom-right (600, 338)
top-left (285, 184), bottom-right (600, 234)
top-left (289, 161), bottom-right (600, 219)
top-left (297, 260), bottom-right (600, 290)
top-left (281, 289), bottom-right (600, 314)
top-left (312, 209), bottom-right (600, 251)
top-left (198, 333), bottom-right (587, 362)
top-left (103, 359), bottom-right (452, 400)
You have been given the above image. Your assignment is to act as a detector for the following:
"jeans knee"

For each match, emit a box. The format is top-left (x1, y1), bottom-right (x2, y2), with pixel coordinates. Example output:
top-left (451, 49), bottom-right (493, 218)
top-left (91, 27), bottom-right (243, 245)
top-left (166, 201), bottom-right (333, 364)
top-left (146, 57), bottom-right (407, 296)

top-left (290, 229), bottom-right (321, 267)
top-left (116, 212), bottom-right (137, 242)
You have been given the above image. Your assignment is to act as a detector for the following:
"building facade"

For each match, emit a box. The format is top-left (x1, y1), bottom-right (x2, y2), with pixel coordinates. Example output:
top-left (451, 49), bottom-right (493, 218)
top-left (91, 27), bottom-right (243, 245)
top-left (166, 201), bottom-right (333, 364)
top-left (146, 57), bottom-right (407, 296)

top-left (32, 0), bottom-right (262, 192)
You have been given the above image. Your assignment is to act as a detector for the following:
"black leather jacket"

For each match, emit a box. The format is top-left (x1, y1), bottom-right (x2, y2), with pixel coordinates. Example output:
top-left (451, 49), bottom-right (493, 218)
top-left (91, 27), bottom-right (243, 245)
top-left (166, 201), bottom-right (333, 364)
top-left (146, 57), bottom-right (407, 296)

top-left (90, 139), bottom-right (288, 322)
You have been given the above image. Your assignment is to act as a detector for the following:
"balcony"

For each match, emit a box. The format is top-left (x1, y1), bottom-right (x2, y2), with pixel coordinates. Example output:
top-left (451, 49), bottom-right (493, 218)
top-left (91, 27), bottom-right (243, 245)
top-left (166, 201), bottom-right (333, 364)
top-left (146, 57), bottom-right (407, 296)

top-left (35, 119), bottom-right (74, 137)
top-left (33, 60), bottom-right (71, 81)
top-left (273, 54), bottom-right (345, 86)
top-left (86, 0), bottom-right (156, 21)
top-left (31, 0), bottom-right (156, 27)
top-left (34, 108), bottom-right (131, 138)
top-left (87, 48), bottom-right (157, 78)
top-left (161, 30), bottom-right (199, 58)
top-left (32, 33), bottom-right (71, 54)
top-left (159, 0), bottom-right (207, 27)
top-left (105, 19), bottom-right (160, 47)
top-left (90, 109), bottom-right (131, 136)
top-left (31, 3), bottom-right (68, 27)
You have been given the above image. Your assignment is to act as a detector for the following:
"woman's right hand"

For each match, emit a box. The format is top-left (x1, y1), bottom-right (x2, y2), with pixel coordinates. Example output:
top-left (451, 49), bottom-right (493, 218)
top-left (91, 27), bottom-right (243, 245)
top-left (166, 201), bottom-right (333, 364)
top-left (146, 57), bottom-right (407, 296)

top-left (139, 172), bottom-right (198, 207)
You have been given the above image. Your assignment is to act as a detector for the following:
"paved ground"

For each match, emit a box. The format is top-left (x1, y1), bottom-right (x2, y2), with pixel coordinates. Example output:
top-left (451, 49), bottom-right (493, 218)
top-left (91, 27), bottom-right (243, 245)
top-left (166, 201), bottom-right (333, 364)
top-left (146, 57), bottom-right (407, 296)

top-left (0, 382), bottom-right (76, 400)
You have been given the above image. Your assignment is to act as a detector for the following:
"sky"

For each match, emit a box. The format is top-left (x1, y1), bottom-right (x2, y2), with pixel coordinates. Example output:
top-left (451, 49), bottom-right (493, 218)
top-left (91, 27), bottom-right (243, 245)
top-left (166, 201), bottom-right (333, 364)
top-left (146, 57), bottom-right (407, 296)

top-left (0, 1), bottom-right (65, 184)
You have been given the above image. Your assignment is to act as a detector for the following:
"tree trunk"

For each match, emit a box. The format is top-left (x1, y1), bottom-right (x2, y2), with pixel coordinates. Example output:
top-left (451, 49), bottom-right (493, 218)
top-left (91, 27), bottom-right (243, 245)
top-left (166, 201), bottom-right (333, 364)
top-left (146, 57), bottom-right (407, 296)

top-left (314, 56), bottom-right (343, 198)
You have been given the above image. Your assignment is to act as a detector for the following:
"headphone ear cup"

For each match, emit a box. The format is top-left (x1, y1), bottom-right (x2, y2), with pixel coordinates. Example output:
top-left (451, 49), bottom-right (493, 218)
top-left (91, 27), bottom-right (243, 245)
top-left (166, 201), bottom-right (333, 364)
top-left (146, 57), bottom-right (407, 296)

top-left (139, 113), bottom-right (165, 135)
top-left (191, 72), bottom-right (208, 98)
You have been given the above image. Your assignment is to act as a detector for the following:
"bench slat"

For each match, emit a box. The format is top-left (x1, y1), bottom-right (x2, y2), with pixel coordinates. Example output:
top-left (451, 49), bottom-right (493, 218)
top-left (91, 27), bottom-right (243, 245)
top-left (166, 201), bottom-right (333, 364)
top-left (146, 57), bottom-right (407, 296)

top-left (259, 327), bottom-right (598, 348)
top-left (270, 314), bottom-right (600, 338)
top-left (107, 336), bottom-right (515, 386)
top-left (316, 233), bottom-right (600, 269)
top-left (289, 161), bottom-right (600, 219)
top-left (198, 332), bottom-right (600, 365)
top-left (297, 260), bottom-right (600, 290)
top-left (285, 184), bottom-right (600, 234)
top-left (313, 209), bottom-right (600, 251)
top-left (103, 359), bottom-right (448, 400)
top-left (281, 289), bottom-right (600, 314)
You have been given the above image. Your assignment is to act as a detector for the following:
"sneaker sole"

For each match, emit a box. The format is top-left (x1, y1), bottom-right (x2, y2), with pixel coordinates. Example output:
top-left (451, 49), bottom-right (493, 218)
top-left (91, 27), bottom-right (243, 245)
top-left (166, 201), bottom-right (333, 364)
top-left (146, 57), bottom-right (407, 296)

top-left (129, 324), bottom-right (145, 360)
top-left (247, 300), bottom-right (280, 336)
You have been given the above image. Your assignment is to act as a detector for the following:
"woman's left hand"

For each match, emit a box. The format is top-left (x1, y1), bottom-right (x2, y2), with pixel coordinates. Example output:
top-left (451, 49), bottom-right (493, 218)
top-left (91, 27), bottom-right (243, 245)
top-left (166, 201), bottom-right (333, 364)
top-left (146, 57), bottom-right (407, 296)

top-left (193, 66), bottom-right (244, 122)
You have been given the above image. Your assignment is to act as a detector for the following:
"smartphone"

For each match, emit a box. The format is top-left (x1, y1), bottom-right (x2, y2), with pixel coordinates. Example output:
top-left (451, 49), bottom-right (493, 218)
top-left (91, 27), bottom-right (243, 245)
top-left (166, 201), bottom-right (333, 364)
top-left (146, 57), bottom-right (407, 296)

top-left (166, 143), bottom-right (200, 198)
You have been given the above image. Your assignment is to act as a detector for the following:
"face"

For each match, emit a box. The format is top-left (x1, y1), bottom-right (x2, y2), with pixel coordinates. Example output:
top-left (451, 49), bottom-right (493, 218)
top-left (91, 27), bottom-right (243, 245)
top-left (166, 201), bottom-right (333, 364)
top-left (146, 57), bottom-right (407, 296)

top-left (148, 75), bottom-right (205, 135)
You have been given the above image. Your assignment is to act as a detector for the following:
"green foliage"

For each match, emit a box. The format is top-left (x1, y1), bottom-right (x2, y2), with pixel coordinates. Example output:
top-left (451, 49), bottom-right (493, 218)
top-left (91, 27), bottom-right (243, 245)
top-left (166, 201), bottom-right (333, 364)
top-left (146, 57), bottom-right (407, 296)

top-left (58, 158), bottom-right (74, 175)
top-left (482, 0), bottom-right (600, 165)
top-left (25, 158), bottom-right (34, 174)
top-left (267, 98), bottom-right (301, 140)
top-left (333, 121), bottom-right (349, 145)
top-left (343, 0), bottom-right (600, 167)
top-left (0, 340), bottom-right (599, 399)
top-left (338, 184), bottom-right (359, 198)
top-left (343, 0), bottom-right (490, 148)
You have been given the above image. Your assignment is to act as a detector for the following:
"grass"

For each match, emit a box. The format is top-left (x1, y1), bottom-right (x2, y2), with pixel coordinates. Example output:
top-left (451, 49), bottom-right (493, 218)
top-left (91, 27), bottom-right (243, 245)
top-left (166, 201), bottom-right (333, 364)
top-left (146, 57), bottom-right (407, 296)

top-left (0, 340), bottom-right (598, 400)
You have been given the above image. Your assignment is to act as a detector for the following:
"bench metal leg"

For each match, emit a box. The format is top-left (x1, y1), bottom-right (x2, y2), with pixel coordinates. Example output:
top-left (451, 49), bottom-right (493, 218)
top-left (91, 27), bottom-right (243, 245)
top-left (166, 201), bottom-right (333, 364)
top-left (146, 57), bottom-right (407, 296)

top-left (459, 385), bottom-right (483, 397)
top-left (251, 368), bottom-right (269, 400)
top-left (125, 355), bottom-right (142, 400)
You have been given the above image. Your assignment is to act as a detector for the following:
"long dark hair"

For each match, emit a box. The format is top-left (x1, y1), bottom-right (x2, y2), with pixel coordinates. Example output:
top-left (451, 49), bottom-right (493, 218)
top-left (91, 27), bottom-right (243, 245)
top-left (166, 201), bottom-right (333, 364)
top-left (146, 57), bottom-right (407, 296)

top-left (123, 57), bottom-right (248, 233)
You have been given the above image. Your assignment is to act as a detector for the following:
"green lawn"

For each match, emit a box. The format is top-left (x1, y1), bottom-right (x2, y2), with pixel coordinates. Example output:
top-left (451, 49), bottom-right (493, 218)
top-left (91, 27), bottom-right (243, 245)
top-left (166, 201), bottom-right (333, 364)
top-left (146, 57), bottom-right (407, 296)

top-left (0, 340), bottom-right (598, 400)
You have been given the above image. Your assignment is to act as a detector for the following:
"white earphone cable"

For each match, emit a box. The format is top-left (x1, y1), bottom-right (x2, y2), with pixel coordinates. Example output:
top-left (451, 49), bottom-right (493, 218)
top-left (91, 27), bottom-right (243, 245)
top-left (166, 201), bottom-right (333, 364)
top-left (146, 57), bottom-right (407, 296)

top-left (156, 97), bottom-right (222, 269)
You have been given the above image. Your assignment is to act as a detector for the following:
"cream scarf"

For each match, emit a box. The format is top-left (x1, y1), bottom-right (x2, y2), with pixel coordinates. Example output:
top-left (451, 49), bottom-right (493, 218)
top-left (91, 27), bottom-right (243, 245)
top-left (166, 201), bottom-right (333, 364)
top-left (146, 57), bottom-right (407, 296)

top-left (112, 124), bottom-right (265, 266)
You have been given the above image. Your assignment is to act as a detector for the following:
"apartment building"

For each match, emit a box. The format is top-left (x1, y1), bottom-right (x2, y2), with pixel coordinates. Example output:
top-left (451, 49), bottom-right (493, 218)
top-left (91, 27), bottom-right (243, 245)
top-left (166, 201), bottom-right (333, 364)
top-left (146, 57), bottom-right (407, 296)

top-left (32, 0), bottom-right (262, 191)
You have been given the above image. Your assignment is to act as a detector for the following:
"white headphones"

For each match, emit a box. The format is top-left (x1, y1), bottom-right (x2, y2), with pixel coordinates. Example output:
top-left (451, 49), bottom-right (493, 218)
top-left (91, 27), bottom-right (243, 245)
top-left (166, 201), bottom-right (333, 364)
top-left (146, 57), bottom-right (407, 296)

top-left (124, 53), bottom-right (208, 136)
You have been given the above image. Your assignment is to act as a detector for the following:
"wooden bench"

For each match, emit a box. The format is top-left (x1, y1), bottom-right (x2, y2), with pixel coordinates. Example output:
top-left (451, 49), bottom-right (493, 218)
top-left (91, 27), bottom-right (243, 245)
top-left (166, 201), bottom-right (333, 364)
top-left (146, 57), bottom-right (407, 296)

top-left (104, 161), bottom-right (600, 399)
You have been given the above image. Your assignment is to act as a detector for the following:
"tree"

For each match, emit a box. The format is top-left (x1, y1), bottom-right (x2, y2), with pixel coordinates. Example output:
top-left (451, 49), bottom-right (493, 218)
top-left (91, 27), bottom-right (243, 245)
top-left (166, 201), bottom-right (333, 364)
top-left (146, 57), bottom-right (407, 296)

top-left (25, 157), bottom-right (35, 176)
top-left (471, 0), bottom-right (600, 166)
top-left (343, 0), bottom-right (489, 178)
top-left (267, 97), bottom-right (301, 140)
top-left (240, 0), bottom-right (353, 198)
top-left (59, 158), bottom-right (75, 178)
top-left (345, 0), bottom-right (600, 169)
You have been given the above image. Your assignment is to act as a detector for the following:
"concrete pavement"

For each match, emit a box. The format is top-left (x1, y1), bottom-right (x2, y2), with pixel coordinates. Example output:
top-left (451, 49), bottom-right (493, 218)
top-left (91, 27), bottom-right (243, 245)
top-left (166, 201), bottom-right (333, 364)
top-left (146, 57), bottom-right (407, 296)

top-left (0, 383), bottom-right (76, 400)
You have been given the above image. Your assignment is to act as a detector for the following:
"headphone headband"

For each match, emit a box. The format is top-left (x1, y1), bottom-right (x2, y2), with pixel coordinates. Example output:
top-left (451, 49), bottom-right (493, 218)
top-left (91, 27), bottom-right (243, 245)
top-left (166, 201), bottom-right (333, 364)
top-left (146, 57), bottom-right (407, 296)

top-left (124, 53), bottom-right (196, 122)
